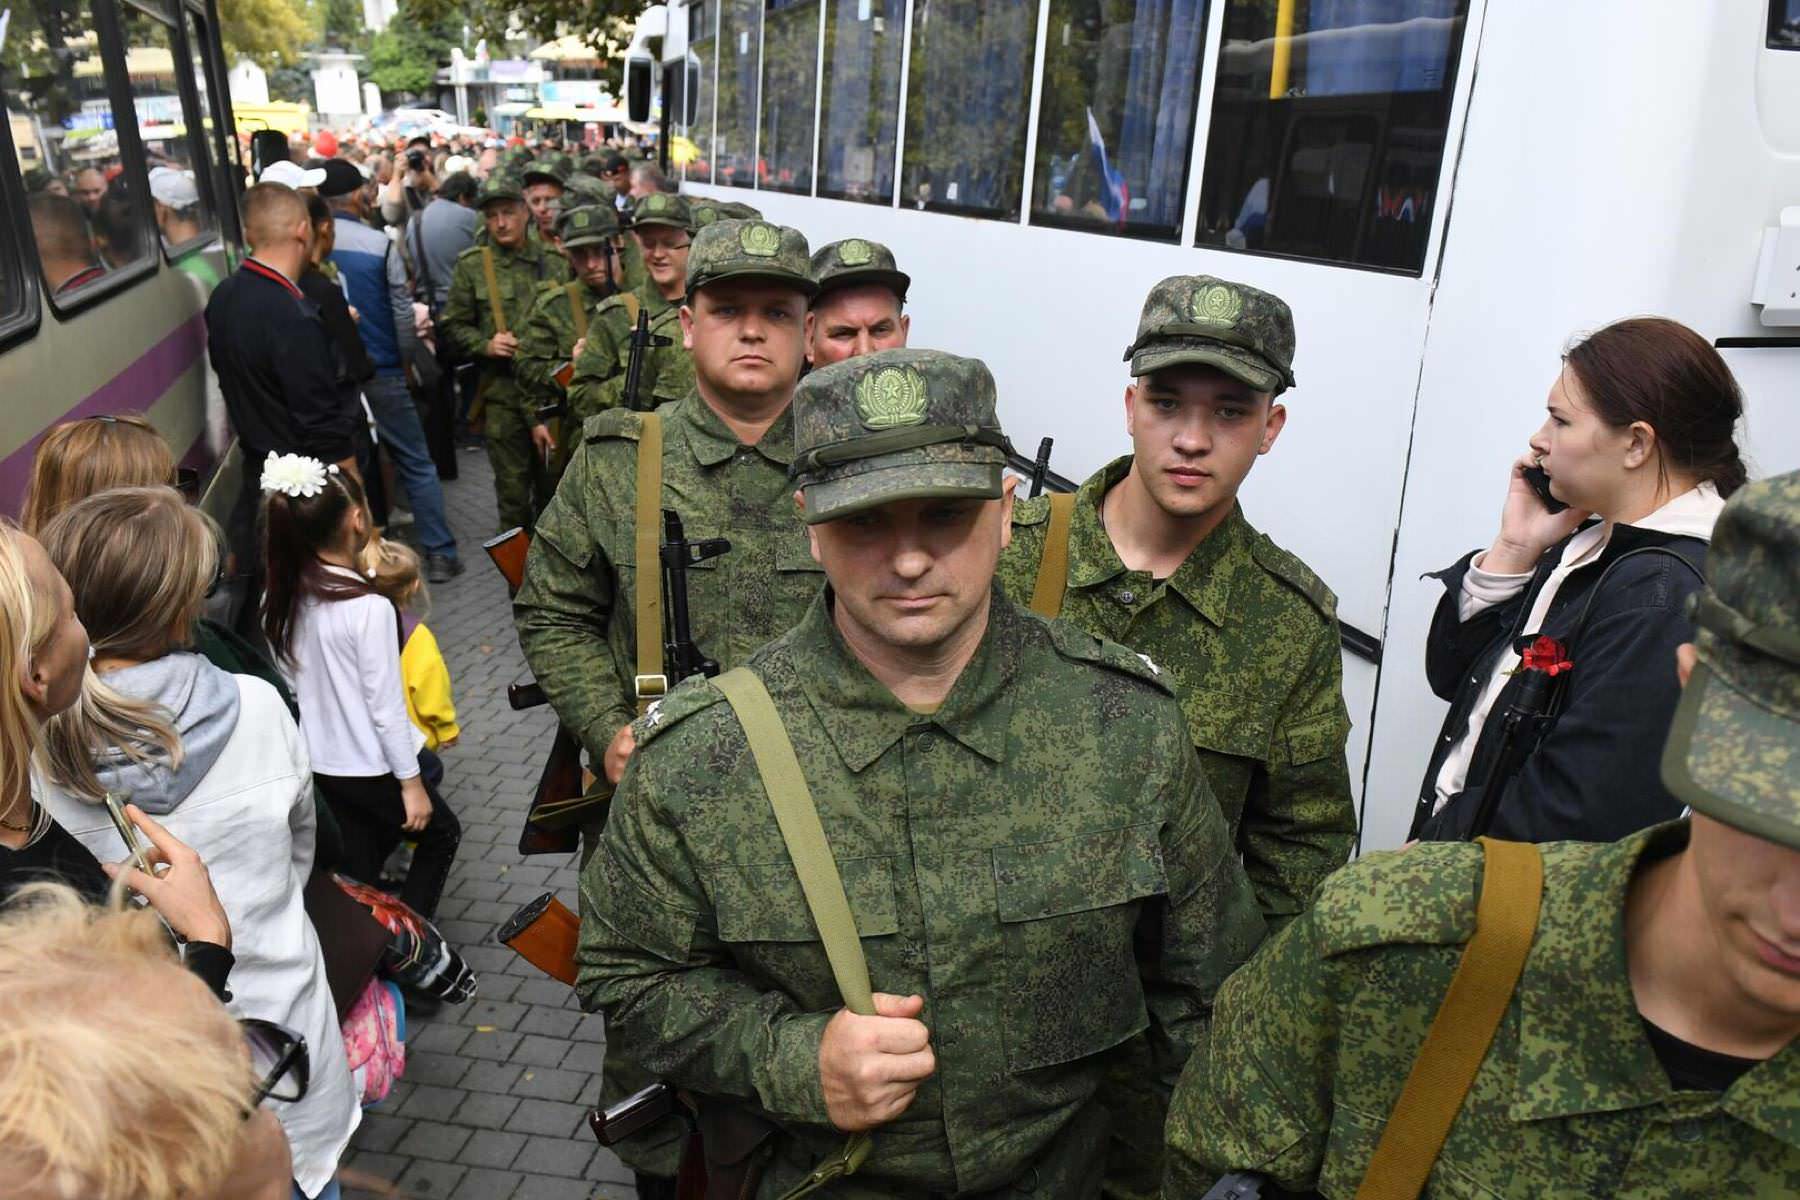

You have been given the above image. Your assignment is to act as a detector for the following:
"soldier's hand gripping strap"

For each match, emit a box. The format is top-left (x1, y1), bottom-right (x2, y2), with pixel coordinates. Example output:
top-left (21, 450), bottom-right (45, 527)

top-left (480, 246), bottom-right (508, 333)
top-left (1352, 838), bottom-right (1543, 1200)
top-left (634, 412), bottom-right (666, 712)
top-left (1029, 492), bottom-right (1077, 619)
top-left (712, 668), bottom-right (876, 1198)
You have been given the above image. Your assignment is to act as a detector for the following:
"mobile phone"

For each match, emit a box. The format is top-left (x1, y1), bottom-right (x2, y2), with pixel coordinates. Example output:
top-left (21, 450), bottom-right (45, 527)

top-left (102, 791), bottom-right (151, 876)
top-left (1521, 464), bottom-right (1569, 514)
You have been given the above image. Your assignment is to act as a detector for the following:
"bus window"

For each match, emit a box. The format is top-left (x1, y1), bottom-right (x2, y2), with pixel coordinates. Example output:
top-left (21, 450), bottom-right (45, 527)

top-left (2, 0), bottom-right (157, 307)
top-left (819, 0), bottom-right (904, 205)
top-left (1773, 0), bottom-right (1800, 48)
top-left (180, 6), bottom-right (236, 240)
top-left (1195, 0), bottom-right (1471, 274)
top-left (714, 0), bottom-right (761, 188)
top-left (684, 1), bottom-right (717, 184)
top-left (901, 0), bottom-right (1041, 221)
top-left (759, 0), bottom-right (821, 195)
top-left (0, 128), bottom-right (37, 343)
top-left (1029, 0), bottom-right (1209, 241)
top-left (116, 0), bottom-right (218, 257)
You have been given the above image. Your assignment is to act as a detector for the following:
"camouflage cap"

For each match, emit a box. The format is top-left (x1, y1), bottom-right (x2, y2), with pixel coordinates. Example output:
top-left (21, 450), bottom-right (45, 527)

top-left (564, 171), bottom-right (611, 205)
top-left (476, 170), bottom-right (525, 207)
top-left (630, 191), bottom-right (692, 231)
top-left (685, 219), bottom-right (816, 297)
top-left (810, 238), bottom-right (910, 306)
top-left (1661, 470), bottom-right (1800, 850)
top-left (557, 203), bottom-right (620, 248)
top-left (1124, 275), bottom-right (1297, 394)
top-left (521, 158), bottom-right (567, 189)
top-left (791, 348), bottom-right (1010, 525)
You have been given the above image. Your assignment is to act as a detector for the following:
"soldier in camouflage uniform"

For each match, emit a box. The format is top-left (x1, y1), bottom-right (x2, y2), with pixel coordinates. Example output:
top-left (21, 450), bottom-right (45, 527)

top-left (999, 275), bottom-right (1357, 930)
top-left (439, 172), bottom-right (571, 531)
top-left (566, 192), bottom-right (695, 419)
top-left (806, 238), bottom-right (911, 368)
top-left (514, 218), bottom-right (819, 1190)
top-left (520, 158), bottom-right (566, 243)
top-left (576, 348), bottom-right (1266, 1198)
top-left (513, 204), bottom-right (623, 485)
top-left (1169, 469), bottom-right (1800, 1199)
top-left (689, 197), bottom-right (763, 229)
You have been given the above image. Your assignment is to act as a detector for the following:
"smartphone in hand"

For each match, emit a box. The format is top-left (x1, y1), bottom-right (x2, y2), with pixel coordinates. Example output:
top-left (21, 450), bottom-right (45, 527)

top-left (1522, 464), bottom-right (1570, 514)
top-left (102, 791), bottom-right (151, 876)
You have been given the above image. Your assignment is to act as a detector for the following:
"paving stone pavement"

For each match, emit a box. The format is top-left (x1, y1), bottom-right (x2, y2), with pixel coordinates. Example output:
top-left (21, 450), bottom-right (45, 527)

top-left (340, 447), bottom-right (638, 1200)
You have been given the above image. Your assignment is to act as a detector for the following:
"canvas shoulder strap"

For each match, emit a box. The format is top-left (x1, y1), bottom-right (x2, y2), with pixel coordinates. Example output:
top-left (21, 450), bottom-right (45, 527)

top-left (565, 281), bottom-right (589, 339)
top-left (1352, 837), bottom-right (1544, 1200)
top-left (480, 246), bottom-right (507, 332)
top-left (633, 412), bottom-right (665, 712)
top-left (711, 666), bottom-right (875, 1198)
top-left (1029, 492), bottom-right (1077, 619)
top-left (620, 290), bottom-right (642, 324)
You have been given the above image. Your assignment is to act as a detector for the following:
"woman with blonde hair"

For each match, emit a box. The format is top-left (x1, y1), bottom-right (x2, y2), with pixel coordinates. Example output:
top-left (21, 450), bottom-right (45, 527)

top-left (18, 412), bottom-right (173, 536)
top-left (0, 883), bottom-right (294, 1200)
top-left (35, 486), bottom-right (358, 1200)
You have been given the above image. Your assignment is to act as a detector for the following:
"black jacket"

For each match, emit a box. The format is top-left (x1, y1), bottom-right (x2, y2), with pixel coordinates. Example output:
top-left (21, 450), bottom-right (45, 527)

top-left (1410, 522), bottom-right (1709, 844)
top-left (205, 259), bottom-right (358, 463)
top-left (298, 266), bottom-right (375, 387)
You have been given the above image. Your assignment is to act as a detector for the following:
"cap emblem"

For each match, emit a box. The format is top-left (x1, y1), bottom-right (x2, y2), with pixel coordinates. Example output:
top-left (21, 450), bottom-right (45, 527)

top-left (693, 207), bottom-right (718, 226)
top-left (642, 194), bottom-right (669, 213)
top-left (838, 239), bottom-right (872, 266)
top-left (740, 223), bottom-right (780, 257)
top-left (1191, 284), bottom-right (1243, 329)
top-left (855, 366), bottom-right (929, 430)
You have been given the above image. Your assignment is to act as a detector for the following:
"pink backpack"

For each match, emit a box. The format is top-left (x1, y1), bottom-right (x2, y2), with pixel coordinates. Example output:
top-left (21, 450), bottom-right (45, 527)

top-left (341, 976), bottom-right (406, 1106)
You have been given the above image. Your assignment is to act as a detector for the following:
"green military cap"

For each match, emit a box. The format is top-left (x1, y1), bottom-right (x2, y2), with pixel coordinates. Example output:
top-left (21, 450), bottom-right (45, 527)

top-left (476, 170), bottom-right (525, 207)
top-left (687, 198), bottom-right (726, 228)
top-left (790, 348), bottom-right (1011, 525)
top-left (521, 158), bottom-right (567, 189)
top-left (685, 219), bottom-right (816, 297)
top-left (810, 238), bottom-right (910, 305)
top-left (1123, 275), bottom-right (1297, 395)
top-left (564, 171), bottom-right (610, 205)
top-left (1661, 470), bottom-right (1800, 850)
top-left (630, 191), bottom-right (692, 231)
top-left (557, 203), bottom-right (620, 247)
top-left (715, 200), bottom-right (763, 221)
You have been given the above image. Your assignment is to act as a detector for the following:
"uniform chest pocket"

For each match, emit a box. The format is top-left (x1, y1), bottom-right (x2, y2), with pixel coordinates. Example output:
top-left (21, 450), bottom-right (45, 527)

top-left (709, 855), bottom-right (900, 1010)
top-left (992, 823), bottom-right (1167, 1073)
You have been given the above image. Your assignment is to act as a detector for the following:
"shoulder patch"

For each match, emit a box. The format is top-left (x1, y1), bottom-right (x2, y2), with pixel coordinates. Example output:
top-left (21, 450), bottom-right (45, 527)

top-left (1250, 530), bottom-right (1338, 620)
top-left (582, 408), bottom-right (645, 444)
top-left (632, 675), bottom-right (729, 747)
top-left (1011, 493), bottom-right (1052, 528)
top-left (1044, 620), bottom-right (1174, 697)
top-left (1311, 842), bottom-right (1483, 958)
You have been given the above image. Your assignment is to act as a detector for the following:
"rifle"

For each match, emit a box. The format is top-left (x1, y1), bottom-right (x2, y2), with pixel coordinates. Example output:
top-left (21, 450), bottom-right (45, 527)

top-left (622, 307), bottom-right (673, 412)
top-left (660, 509), bottom-right (730, 684)
top-left (1027, 436), bottom-right (1055, 498)
top-left (1003, 438), bottom-right (1076, 495)
top-left (482, 529), bottom-right (589, 856)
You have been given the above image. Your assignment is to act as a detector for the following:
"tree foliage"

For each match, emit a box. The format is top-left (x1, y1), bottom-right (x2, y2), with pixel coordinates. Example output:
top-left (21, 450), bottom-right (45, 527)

top-left (366, 24), bottom-right (441, 97)
top-left (403, 0), bottom-right (639, 50)
top-left (217, 0), bottom-right (315, 66)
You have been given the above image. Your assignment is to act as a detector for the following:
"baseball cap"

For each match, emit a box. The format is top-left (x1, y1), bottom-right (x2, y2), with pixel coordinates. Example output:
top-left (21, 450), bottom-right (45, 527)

top-left (1661, 470), bottom-right (1800, 850)
top-left (790, 348), bottom-right (1010, 525)
top-left (598, 150), bottom-right (629, 174)
top-left (557, 204), bottom-right (620, 248)
top-left (1123, 275), bottom-right (1297, 395)
top-left (811, 238), bottom-right (910, 306)
top-left (443, 154), bottom-right (473, 177)
top-left (260, 159), bottom-right (327, 189)
top-left (685, 219), bottom-right (815, 297)
top-left (147, 166), bottom-right (199, 209)
top-left (315, 158), bottom-right (368, 198)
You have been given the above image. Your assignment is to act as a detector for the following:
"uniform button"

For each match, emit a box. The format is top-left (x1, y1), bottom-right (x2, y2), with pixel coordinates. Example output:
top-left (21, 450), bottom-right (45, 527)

top-left (1673, 1120), bottom-right (1703, 1143)
top-left (1117, 589), bottom-right (1136, 605)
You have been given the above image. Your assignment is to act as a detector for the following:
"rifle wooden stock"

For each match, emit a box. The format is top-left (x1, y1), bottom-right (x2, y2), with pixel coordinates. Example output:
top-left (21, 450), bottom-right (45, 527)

top-left (483, 527), bottom-right (531, 595)
top-left (553, 360), bottom-right (575, 389)
top-left (497, 892), bottom-right (579, 984)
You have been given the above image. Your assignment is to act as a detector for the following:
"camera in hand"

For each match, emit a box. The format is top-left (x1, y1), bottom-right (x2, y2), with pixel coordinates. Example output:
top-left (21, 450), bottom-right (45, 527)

top-left (407, 150), bottom-right (426, 172)
top-left (1522, 464), bottom-right (1569, 514)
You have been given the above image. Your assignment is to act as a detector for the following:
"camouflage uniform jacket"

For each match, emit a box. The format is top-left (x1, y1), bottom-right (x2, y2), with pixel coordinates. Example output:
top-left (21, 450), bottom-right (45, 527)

top-left (998, 455), bottom-right (1356, 929)
top-left (513, 275), bottom-right (616, 419)
top-left (578, 589), bottom-right (1266, 1198)
top-left (564, 284), bottom-right (691, 421)
top-left (512, 392), bottom-right (822, 761)
top-left (438, 238), bottom-right (570, 417)
top-left (1166, 821), bottom-right (1800, 1198)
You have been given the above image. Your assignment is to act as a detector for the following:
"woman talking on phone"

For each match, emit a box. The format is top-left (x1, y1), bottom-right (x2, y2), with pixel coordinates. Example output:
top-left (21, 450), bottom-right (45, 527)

top-left (1411, 317), bottom-right (1748, 844)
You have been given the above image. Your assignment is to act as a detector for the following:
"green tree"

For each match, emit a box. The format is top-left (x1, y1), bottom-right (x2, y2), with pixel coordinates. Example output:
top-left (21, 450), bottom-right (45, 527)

top-left (366, 24), bottom-right (441, 97)
top-left (217, 0), bottom-right (315, 66)
top-left (404, 0), bottom-right (637, 49)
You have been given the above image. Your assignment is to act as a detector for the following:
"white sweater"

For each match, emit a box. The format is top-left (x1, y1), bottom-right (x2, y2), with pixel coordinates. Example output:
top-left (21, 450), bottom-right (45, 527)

top-left (287, 567), bottom-right (422, 779)
top-left (40, 675), bottom-right (360, 1197)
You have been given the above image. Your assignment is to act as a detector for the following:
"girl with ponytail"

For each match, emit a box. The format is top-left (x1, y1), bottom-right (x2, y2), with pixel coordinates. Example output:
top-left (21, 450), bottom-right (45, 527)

top-left (258, 455), bottom-right (461, 922)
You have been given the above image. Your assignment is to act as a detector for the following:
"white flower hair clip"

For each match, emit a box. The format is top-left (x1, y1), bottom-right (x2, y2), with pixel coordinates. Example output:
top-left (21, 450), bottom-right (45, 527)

top-left (259, 452), bottom-right (339, 499)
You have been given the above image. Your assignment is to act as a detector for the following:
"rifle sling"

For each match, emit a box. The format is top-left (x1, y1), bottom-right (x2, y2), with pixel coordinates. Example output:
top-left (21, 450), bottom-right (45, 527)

top-left (566, 281), bottom-right (589, 339)
top-left (1353, 838), bottom-right (1543, 1200)
top-left (711, 667), bottom-right (875, 1197)
top-left (1029, 492), bottom-right (1076, 619)
top-left (633, 412), bottom-right (665, 712)
top-left (480, 246), bottom-right (507, 334)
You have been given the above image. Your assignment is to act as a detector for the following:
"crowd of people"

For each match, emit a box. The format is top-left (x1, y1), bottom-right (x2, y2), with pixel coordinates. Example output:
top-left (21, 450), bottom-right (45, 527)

top-left (0, 121), bottom-right (1794, 1200)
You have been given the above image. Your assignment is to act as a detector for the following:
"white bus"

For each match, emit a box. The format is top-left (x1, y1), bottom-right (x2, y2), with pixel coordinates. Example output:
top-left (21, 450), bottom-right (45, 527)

top-left (630, 0), bottom-right (1800, 851)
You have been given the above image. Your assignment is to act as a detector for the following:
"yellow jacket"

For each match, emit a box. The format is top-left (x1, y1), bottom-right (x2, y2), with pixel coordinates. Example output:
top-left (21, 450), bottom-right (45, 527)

top-left (401, 620), bottom-right (459, 751)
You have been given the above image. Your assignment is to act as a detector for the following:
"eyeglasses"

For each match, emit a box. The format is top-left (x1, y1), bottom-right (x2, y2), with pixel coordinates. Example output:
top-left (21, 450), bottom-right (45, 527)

top-left (242, 1018), bottom-right (309, 1108)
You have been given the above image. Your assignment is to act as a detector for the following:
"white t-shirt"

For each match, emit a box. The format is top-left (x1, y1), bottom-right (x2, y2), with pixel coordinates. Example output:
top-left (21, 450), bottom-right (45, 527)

top-left (286, 566), bottom-right (422, 779)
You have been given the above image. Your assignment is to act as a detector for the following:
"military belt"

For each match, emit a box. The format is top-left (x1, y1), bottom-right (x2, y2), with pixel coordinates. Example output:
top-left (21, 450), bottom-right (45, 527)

top-left (634, 411), bottom-right (666, 711)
